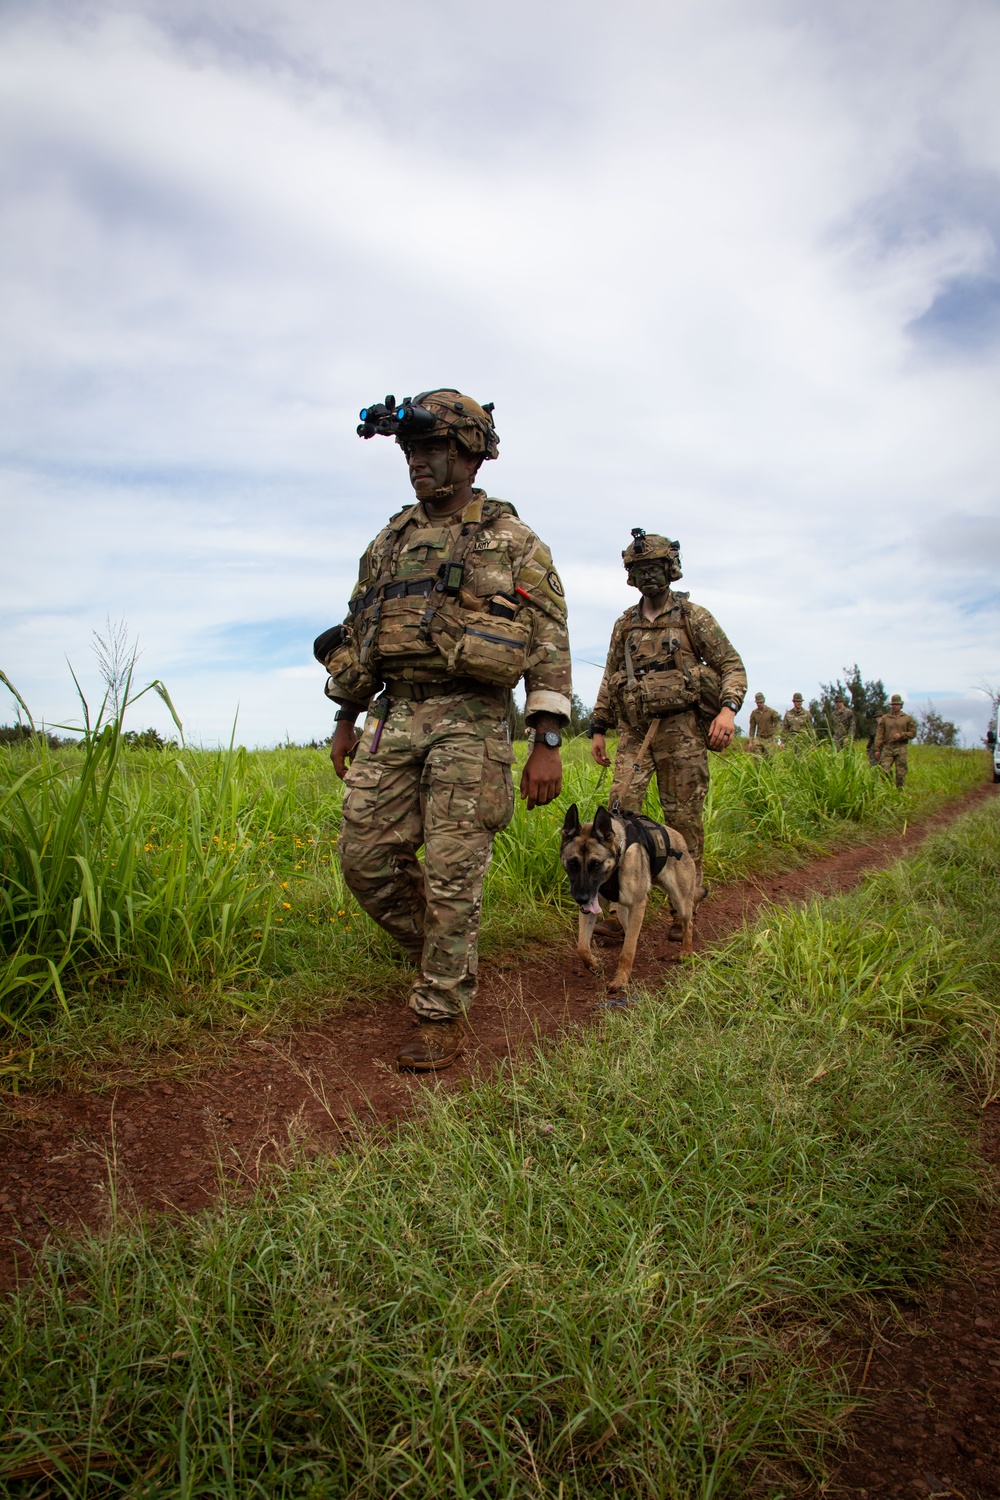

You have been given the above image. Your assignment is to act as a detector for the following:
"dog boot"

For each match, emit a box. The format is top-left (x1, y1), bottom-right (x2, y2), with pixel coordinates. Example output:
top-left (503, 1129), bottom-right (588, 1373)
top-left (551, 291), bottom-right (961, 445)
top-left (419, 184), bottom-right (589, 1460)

top-left (397, 1020), bottom-right (465, 1073)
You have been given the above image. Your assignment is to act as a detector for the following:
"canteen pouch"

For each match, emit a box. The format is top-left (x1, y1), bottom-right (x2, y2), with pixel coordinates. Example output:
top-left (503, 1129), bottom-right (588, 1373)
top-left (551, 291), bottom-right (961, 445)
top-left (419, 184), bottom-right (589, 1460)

top-left (446, 613), bottom-right (530, 689)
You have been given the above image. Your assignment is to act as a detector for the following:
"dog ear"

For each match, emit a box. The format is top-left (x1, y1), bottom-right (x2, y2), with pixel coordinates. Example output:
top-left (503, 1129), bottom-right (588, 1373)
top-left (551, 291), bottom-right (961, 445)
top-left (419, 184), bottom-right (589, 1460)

top-left (561, 804), bottom-right (581, 842)
top-left (592, 805), bottom-right (614, 841)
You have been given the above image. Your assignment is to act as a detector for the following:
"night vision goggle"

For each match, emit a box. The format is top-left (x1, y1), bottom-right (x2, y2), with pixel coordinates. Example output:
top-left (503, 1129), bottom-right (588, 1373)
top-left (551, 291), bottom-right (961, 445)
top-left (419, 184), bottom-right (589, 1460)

top-left (357, 394), bottom-right (439, 442)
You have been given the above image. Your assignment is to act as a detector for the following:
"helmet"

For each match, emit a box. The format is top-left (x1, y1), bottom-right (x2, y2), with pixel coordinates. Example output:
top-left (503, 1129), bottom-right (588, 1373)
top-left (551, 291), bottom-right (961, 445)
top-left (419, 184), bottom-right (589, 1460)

top-left (356, 388), bottom-right (498, 460)
top-left (890, 693), bottom-right (903, 705)
top-left (792, 693), bottom-right (803, 703)
top-left (621, 529), bottom-right (682, 582)
top-left (403, 389), bottom-right (499, 460)
top-left (754, 692), bottom-right (765, 703)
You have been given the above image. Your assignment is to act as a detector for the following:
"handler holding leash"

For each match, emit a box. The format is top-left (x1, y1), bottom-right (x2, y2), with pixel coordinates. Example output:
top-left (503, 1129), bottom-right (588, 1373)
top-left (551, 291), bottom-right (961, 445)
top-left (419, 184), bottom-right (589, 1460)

top-left (590, 530), bottom-right (746, 913)
top-left (320, 390), bottom-right (571, 1073)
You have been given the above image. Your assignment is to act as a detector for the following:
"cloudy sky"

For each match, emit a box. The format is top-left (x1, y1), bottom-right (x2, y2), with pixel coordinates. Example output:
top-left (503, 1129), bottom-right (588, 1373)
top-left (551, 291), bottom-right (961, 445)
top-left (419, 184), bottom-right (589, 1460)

top-left (2, 0), bottom-right (998, 746)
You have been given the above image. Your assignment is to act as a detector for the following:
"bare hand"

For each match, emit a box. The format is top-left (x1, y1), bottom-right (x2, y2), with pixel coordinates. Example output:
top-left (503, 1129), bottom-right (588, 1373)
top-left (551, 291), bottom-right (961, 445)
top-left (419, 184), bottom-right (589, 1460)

top-left (707, 706), bottom-right (737, 751)
top-left (591, 732), bottom-right (611, 768)
top-left (520, 745), bottom-right (562, 809)
top-left (330, 720), bottom-right (361, 780)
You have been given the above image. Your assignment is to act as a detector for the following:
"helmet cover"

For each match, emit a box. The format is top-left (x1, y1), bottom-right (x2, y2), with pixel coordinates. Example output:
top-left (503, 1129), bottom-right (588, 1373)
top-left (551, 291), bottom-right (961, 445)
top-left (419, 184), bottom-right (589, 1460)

top-left (399, 389), bottom-right (499, 461)
top-left (621, 530), bottom-right (682, 582)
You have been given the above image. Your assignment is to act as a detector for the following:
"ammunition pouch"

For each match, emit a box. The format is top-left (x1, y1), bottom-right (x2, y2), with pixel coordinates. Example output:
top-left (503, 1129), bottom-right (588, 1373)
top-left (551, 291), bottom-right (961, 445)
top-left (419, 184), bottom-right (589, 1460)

top-left (616, 667), bottom-right (700, 728)
top-left (445, 612), bottom-right (530, 689)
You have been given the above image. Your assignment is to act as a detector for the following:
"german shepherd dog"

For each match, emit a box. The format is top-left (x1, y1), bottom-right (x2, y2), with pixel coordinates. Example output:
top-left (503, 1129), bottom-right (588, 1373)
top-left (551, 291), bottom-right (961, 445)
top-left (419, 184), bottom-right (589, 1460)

top-left (560, 804), bottom-right (699, 992)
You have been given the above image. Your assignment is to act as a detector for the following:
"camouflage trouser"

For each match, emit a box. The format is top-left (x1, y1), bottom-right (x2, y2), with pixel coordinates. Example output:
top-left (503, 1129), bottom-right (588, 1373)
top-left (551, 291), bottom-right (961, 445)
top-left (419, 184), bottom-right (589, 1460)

top-left (609, 710), bottom-right (709, 876)
top-left (878, 744), bottom-right (909, 788)
top-left (338, 693), bottom-right (515, 1021)
top-left (750, 737), bottom-right (776, 757)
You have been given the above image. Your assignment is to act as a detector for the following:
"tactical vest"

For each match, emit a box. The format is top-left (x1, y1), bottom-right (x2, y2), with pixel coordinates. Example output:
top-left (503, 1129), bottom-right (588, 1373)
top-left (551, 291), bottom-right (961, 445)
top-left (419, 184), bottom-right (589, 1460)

top-left (599, 812), bottom-right (683, 903)
top-left (325, 497), bottom-right (532, 700)
top-left (611, 597), bottom-right (721, 730)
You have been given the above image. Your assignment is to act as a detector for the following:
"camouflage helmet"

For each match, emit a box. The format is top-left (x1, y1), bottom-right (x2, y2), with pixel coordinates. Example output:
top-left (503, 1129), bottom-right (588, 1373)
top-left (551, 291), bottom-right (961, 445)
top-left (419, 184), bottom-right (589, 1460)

top-left (399, 389), bottom-right (499, 460)
top-left (792, 692), bottom-right (803, 703)
top-left (890, 693), bottom-right (903, 705)
top-left (621, 529), bottom-right (682, 582)
top-left (754, 691), bottom-right (765, 703)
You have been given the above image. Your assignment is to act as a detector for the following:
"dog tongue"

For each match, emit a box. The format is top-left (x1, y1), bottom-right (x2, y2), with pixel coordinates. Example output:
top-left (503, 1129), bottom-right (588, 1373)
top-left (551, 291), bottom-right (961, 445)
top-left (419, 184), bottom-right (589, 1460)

top-left (582, 894), bottom-right (603, 916)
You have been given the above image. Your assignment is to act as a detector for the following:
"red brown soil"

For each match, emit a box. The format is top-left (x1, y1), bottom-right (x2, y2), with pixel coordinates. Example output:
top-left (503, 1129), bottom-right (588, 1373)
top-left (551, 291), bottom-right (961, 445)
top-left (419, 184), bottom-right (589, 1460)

top-left (0, 782), bottom-right (997, 1494)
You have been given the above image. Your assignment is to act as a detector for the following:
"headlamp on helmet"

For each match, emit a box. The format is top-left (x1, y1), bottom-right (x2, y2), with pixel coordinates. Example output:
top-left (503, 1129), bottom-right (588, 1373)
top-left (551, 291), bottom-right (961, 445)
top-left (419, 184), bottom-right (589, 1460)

top-left (622, 530), bottom-right (683, 582)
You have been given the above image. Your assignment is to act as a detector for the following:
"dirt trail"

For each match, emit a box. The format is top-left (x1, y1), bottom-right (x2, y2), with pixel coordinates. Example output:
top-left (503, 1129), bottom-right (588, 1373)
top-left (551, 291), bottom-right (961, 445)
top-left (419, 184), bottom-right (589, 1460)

top-left (0, 782), bottom-right (997, 1494)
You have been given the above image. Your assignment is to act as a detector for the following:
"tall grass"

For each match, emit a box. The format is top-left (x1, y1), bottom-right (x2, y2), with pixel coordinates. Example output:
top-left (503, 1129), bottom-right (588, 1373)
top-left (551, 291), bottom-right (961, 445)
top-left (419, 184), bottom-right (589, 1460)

top-left (1, 800), bottom-right (996, 1496)
top-left (0, 691), bottom-right (989, 1072)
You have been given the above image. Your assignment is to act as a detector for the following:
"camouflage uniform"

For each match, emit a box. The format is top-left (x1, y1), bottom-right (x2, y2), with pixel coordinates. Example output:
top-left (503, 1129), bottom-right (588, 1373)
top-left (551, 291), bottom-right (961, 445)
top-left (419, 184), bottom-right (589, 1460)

top-left (874, 700), bottom-right (917, 788)
top-left (334, 490), bottom-right (571, 1021)
top-left (593, 591), bottom-right (746, 875)
top-left (831, 701), bottom-right (855, 748)
top-left (749, 696), bottom-right (781, 754)
top-left (781, 701), bottom-right (814, 744)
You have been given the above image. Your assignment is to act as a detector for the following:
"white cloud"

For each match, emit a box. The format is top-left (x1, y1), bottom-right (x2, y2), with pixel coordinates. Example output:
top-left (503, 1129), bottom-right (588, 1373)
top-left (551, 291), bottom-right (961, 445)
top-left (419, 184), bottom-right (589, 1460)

top-left (1, 0), bottom-right (999, 746)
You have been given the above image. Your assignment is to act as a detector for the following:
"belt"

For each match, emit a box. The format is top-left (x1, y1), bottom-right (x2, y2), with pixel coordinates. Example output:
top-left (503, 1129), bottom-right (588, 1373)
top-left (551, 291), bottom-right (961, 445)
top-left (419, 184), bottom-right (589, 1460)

top-left (385, 678), bottom-right (502, 701)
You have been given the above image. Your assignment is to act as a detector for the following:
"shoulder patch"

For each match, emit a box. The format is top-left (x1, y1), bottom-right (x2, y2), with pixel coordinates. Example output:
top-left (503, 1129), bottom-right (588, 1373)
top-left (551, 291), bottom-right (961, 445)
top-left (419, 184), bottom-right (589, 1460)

top-left (547, 570), bottom-right (564, 597)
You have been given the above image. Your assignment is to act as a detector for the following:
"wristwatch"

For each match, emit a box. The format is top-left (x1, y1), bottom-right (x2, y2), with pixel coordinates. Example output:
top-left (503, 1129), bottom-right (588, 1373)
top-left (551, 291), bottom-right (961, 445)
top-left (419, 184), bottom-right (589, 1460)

top-left (541, 730), bottom-right (562, 749)
top-left (721, 699), bottom-right (739, 712)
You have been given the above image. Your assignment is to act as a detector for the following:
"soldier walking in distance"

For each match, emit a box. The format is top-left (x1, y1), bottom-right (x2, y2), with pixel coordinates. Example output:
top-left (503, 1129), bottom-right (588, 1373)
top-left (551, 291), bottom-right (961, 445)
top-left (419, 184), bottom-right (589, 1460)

top-left (781, 693), bottom-right (813, 744)
top-left (321, 390), bottom-right (571, 1072)
top-left (748, 692), bottom-right (781, 754)
top-left (874, 694), bottom-right (917, 787)
top-left (830, 692), bottom-right (855, 748)
top-left (590, 531), bottom-right (746, 905)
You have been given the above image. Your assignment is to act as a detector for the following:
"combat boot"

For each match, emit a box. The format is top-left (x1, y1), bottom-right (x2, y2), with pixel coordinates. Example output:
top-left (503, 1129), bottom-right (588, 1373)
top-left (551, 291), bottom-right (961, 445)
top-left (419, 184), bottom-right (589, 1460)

top-left (397, 1019), bottom-right (465, 1072)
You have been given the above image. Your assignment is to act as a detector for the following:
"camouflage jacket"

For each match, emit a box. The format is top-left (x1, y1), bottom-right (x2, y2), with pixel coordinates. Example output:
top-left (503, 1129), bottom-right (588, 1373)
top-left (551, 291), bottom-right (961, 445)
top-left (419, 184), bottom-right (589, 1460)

top-left (749, 704), bottom-right (781, 739)
top-left (874, 712), bottom-right (917, 754)
top-left (831, 704), bottom-right (855, 742)
top-left (781, 707), bottom-right (813, 739)
top-left (593, 592), bottom-right (746, 729)
top-left (344, 491), bottom-right (571, 722)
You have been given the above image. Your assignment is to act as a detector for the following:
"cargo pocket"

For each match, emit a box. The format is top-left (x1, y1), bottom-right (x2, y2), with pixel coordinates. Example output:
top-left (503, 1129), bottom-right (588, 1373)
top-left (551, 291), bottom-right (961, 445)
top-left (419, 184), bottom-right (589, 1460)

top-left (479, 734), bottom-right (516, 833)
top-left (426, 740), bottom-right (485, 829)
top-left (342, 761), bottom-right (384, 823)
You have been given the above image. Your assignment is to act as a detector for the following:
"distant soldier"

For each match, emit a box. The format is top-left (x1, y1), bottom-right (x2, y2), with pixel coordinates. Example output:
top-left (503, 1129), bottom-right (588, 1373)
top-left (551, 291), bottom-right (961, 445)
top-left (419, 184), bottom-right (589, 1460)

top-left (830, 693), bottom-right (855, 748)
top-left (590, 530), bottom-right (746, 892)
top-left (874, 694), bottom-right (917, 787)
top-left (748, 691), bottom-right (781, 754)
top-left (781, 693), bottom-right (813, 744)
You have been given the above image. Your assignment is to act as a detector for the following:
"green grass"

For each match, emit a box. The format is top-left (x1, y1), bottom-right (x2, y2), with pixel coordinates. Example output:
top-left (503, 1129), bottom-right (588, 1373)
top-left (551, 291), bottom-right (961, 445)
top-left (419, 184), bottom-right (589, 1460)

top-left (0, 716), bottom-right (989, 1085)
top-left (1, 799), bottom-right (997, 1496)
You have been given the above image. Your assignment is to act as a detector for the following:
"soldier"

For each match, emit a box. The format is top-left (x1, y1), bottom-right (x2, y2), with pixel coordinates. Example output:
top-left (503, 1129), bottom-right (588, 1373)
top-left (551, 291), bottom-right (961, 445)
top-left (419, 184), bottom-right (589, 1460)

top-left (590, 530), bottom-right (746, 904)
top-left (874, 694), bottom-right (917, 787)
top-left (748, 691), bottom-right (781, 754)
top-left (781, 693), bottom-right (813, 744)
top-left (830, 692), bottom-right (855, 748)
top-left (323, 390), bottom-right (571, 1072)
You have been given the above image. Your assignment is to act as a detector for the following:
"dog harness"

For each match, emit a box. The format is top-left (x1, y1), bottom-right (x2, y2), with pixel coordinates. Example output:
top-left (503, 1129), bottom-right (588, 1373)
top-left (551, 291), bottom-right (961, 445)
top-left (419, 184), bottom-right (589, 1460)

top-left (599, 812), bottom-right (682, 903)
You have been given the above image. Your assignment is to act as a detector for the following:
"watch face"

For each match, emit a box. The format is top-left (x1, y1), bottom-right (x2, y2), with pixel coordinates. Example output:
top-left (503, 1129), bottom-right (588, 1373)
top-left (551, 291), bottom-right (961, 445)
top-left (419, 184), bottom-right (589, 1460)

top-left (543, 730), bottom-right (561, 748)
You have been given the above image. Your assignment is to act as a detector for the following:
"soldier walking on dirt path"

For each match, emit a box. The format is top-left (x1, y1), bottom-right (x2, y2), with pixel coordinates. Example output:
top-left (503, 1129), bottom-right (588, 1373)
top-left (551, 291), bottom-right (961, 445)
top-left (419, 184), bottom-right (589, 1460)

top-left (831, 693), bottom-right (855, 748)
top-left (874, 694), bottom-right (917, 787)
top-left (748, 692), bottom-right (781, 754)
top-left (781, 693), bottom-right (813, 745)
top-left (589, 531), bottom-right (746, 916)
top-left (320, 390), bottom-right (571, 1073)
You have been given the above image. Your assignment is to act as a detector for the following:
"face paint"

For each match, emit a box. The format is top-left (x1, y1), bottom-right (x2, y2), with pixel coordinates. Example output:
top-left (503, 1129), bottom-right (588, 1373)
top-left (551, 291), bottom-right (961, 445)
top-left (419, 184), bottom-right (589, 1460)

top-left (628, 561), bottom-right (669, 596)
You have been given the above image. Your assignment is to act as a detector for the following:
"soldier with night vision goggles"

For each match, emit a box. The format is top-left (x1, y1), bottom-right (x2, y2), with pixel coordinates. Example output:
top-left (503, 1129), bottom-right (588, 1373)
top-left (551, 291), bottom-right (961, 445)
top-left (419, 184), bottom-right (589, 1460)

top-left (317, 388), bottom-right (571, 1073)
top-left (591, 529), bottom-right (746, 910)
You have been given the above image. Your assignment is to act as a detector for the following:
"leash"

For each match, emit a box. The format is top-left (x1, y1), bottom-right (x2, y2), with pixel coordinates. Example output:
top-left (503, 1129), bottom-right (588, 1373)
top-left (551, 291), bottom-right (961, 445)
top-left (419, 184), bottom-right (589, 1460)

top-left (610, 717), bottom-right (661, 814)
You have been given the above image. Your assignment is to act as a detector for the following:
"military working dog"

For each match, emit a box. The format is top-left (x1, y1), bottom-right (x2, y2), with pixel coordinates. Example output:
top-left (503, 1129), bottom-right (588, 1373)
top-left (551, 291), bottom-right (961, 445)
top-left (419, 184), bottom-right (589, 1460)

top-left (560, 804), bottom-right (700, 992)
